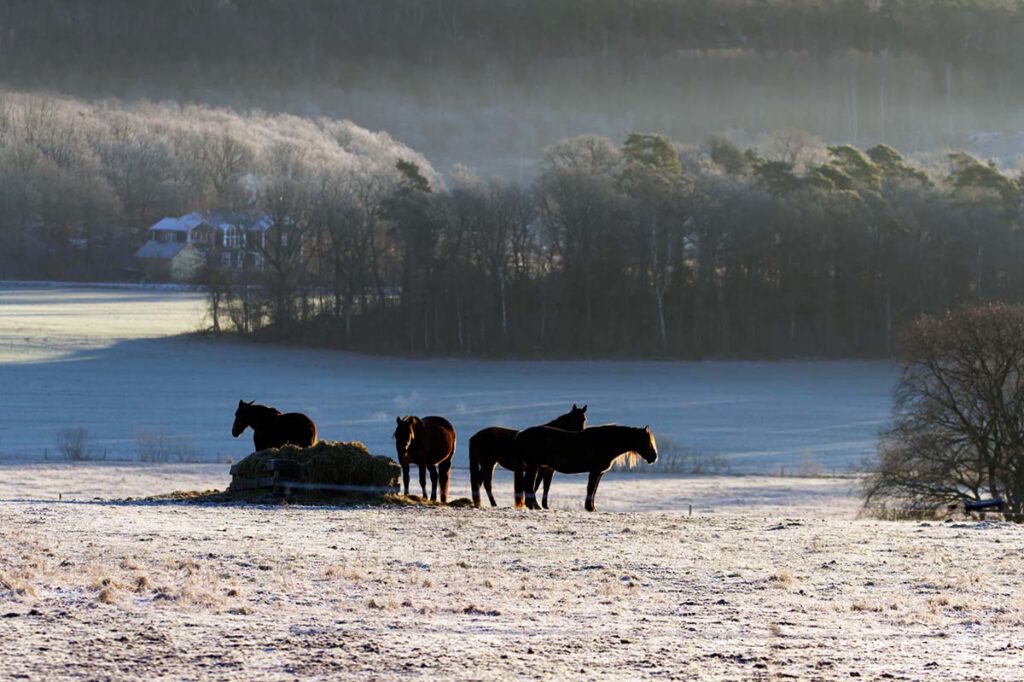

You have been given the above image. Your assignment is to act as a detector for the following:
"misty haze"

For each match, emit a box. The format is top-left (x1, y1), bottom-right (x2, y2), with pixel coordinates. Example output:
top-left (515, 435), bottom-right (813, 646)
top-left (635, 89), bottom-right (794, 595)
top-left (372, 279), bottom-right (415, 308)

top-left (1, 3), bottom-right (1023, 681)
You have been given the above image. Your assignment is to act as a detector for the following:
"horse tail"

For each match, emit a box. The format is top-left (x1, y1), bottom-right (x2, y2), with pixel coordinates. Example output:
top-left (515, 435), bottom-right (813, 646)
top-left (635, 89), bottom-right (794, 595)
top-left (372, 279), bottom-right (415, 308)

top-left (468, 434), bottom-right (481, 507)
top-left (309, 420), bottom-right (318, 446)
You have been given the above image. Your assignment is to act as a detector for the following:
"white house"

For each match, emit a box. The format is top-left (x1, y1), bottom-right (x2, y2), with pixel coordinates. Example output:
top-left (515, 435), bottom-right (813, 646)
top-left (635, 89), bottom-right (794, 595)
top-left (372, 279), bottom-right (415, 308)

top-left (134, 212), bottom-right (272, 281)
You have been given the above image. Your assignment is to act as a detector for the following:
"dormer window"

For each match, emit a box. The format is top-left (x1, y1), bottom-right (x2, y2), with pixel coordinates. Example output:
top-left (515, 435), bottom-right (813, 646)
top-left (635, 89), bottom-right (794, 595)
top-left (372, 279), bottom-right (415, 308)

top-left (224, 226), bottom-right (243, 248)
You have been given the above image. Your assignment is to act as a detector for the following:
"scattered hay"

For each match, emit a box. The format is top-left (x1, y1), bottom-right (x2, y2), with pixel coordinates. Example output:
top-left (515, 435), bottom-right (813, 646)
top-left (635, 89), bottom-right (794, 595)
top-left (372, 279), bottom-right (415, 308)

top-left (0, 572), bottom-right (37, 600)
top-left (145, 490), bottom-right (223, 501)
top-left (383, 494), bottom-right (475, 508)
top-left (462, 604), bottom-right (501, 616)
top-left (138, 440), bottom-right (475, 508)
top-left (768, 570), bottom-right (796, 587)
top-left (141, 488), bottom-right (468, 507)
top-left (851, 599), bottom-right (885, 612)
top-left (97, 586), bottom-right (118, 605)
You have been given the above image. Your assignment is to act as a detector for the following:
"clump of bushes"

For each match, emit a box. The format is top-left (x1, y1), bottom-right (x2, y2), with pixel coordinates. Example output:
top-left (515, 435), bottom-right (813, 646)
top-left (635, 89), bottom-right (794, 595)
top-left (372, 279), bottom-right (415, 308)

top-left (614, 437), bottom-right (731, 475)
top-left (136, 431), bottom-right (198, 463)
top-left (54, 426), bottom-right (90, 461)
top-left (232, 440), bottom-right (401, 491)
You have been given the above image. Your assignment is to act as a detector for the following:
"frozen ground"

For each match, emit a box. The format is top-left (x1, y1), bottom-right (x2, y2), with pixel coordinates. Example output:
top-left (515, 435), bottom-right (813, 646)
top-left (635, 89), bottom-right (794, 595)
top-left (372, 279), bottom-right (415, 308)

top-left (0, 289), bottom-right (1015, 679)
top-left (0, 466), bottom-right (1021, 680)
top-left (0, 284), bottom-right (897, 472)
top-left (0, 461), bottom-right (861, 516)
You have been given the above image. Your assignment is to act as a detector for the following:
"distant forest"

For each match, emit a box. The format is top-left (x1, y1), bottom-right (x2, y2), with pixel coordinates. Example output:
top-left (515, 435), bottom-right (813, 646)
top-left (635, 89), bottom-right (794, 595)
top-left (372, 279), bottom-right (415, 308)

top-left (1, 92), bottom-right (1023, 358)
top-left (4, 1), bottom-right (1024, 173)
top-left (3, 2), bottom-right (1024, 358)
top-left (7, 1), bottom-right (1024, 75)
top-left (205, 131), bottom-right (1024, 359)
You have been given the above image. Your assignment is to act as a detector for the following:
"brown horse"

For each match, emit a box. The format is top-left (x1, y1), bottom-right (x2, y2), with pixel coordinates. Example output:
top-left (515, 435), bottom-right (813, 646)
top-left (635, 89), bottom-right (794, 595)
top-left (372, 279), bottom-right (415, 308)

top-left (394, 415), bottom-right (457, 503)
top-left (514, 425), bottom-right (658, 512)
top-left (468, 404), bottom-right (587, 508)
top-left (231, 400), bottom-right (317, 452)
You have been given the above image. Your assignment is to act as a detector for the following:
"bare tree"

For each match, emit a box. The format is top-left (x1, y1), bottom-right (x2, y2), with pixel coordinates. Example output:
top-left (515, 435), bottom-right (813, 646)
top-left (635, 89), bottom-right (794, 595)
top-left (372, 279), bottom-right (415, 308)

top-left (865, 304), bottom-right (1024, 518)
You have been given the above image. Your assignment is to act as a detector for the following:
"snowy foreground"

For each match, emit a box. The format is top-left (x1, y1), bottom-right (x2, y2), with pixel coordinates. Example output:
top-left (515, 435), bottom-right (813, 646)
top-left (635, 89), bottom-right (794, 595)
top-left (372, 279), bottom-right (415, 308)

top-left (4, 284), bottom-right (1015, 679)
top-left (2, 465), bottom-right (1023, 680)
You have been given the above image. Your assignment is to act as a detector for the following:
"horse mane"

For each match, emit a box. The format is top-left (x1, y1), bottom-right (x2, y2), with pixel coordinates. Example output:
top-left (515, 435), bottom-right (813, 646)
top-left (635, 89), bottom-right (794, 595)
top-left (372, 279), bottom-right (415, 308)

top-left (615, 451), bottom-right (640, 470)
top-left (247, 404), bottom-right (282, 420)
top-left (393, 415), bottom-right (421, 438)
top-left (585, 424), bottom-right (649, 469)
top-left (547, 412), bottom-right (582, 429)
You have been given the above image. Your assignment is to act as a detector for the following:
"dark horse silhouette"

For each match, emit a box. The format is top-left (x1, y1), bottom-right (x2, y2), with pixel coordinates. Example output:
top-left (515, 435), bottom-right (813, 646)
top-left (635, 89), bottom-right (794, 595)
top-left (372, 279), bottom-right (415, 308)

top-left (514, 425), bottom-right (658, 511)
top-left (231, 400), bottom-right (317, 452)
top-left (394, 415), bottom-right (457, 503)
top-left (468, 404), bottom-right (587, 508)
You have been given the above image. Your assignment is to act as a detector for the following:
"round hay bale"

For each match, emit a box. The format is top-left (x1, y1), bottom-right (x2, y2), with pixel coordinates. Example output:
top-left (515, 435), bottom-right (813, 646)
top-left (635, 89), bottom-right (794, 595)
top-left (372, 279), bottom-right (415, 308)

top-left (231, 440), bottom-right (401, 494)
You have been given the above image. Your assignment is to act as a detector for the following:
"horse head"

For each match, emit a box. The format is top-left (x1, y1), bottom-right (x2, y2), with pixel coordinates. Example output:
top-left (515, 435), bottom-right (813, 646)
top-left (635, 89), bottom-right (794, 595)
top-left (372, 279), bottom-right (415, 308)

top-left (232, 400), bottom-right (255, 438)
top-left (636, 425), bottom-right (659, 464)
top-left (393, 416), bottom-right (421, 459)
top-left (568, 403), bottom-right (588, 430)
top-left (551, 403), bottom-right (588, 431)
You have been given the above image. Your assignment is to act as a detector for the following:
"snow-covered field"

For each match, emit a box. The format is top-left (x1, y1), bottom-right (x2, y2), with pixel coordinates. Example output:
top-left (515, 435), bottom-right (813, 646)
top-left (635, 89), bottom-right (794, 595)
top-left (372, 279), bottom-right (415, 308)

top-left (1, 470), bottom-right (1021, 680)
top-left (0, 284), bottom-right (896, 472)
top-left (2, 285), bottom-right (1020, 679)
top-left (0, 461), bottom-right (859, 516)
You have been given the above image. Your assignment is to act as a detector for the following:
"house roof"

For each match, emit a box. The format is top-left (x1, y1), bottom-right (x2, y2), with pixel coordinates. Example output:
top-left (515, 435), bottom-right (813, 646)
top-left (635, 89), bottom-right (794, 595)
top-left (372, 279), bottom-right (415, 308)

top-left (135, 241), bottom-right (190, 260)
top-left (150, 212), bottom-right (207, 233)
top-left (149, 211), bottom-right (272, 234)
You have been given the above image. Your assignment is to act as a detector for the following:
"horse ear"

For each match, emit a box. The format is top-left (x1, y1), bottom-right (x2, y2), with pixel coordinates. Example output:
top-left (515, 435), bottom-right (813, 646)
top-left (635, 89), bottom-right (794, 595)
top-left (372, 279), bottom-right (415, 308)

top-left (582, 404), bottom-right (587, 413)
top-left (396, 417), bottom-right (402, 425)
top-left (238, 400), bottom-right (244, 407)
top-left (247, 400), bottom-right (255, 405)
top-left (645, 425), bottom-right (651, 432)
top-left (572, 403), bottom-right (578, 410)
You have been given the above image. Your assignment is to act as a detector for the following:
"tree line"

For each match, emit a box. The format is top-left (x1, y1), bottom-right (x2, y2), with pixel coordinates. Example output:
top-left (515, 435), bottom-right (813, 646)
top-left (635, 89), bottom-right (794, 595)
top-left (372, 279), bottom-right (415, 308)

top-left (207, 130), bottom-right (1024, 359)
top-left (3, 91), bottom-right (1024, 359)
top-left (6, 1), bottom-right (1024, 83)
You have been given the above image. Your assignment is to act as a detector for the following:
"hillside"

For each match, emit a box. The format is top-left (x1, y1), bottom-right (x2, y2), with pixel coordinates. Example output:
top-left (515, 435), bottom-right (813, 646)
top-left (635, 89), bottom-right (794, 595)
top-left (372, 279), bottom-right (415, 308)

top-left (4, 1), bottom-right (1024, 173)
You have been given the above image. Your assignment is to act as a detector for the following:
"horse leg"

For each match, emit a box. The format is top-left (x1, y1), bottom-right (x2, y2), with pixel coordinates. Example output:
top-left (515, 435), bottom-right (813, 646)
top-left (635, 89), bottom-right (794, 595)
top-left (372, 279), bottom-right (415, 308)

top-left (524, 463), bottom-right (542, 510)
top-left (585, 470), bottom-right (603, 512)
top-left (402, 462), bottom-right (410, 496)
top-left (483, 463), bottom-right (498, 507)
top-left (428, 464), bottom-right (439, 502)
top-left (438, 458), bottom-right (452, 504)
top-left (513, 456), bottom-right (525, 509)
top-left (469, 443), bottom-right (482, 507)
top-left (418, 464), bottom-right (428, 498)
top-left (540, 468), bottom-right (554, 510)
